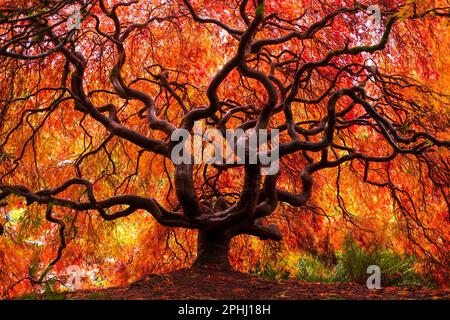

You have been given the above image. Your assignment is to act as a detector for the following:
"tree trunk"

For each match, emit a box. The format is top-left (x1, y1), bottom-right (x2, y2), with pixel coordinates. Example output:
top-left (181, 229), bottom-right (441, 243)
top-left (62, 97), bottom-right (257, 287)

top-left (193, 230), bottom-right (232, 270)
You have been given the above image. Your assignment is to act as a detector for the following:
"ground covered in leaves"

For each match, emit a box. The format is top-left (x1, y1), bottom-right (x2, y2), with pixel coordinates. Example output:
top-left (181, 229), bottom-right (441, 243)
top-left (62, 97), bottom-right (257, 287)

top-left (64, 268), bottom-right (449, 300)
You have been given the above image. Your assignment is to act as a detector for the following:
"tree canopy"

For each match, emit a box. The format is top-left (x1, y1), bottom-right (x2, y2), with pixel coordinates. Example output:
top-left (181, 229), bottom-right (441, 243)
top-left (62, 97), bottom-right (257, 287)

top-left (0, 0), bottom-right (449, 297)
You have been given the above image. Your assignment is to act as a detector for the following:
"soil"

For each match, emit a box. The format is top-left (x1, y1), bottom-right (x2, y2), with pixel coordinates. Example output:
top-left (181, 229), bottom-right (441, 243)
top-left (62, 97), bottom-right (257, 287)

top-left (64, 267), bottom-right (450, 300)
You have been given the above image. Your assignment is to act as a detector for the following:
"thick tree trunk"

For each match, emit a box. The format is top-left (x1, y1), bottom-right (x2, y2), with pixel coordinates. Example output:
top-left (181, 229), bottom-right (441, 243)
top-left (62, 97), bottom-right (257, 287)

top-left (193, 230), bottom-right (232, 270)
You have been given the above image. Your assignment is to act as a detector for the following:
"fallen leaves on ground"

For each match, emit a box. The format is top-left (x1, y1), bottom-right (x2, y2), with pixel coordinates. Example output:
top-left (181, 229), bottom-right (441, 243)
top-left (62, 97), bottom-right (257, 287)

top-left (63, 268), bottom-right (449, 300)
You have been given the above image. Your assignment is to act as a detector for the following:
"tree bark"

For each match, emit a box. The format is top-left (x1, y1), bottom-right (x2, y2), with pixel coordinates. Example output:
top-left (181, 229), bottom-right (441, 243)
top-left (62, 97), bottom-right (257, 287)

top-left (193, 230), bottom-right (232, 270)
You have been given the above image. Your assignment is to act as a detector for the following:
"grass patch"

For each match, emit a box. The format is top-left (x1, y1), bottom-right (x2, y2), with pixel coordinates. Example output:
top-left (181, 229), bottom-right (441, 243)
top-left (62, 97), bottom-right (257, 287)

top-left (337, 236), bottom-right (430, 287)
top-left (87, 291), bottom-right (112, 300)
top-left (252, 236), bottom-right (434, 287)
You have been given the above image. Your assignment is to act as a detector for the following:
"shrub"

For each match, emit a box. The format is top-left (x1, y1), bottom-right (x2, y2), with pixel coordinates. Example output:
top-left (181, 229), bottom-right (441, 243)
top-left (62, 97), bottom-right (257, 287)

top-left (252, 236), bottom-right (433, 287)
top-left (253, 262), bottom-right (290, 281)
top-left (336, 236), bottom-right (430, 287)
top-left (296, 255), bottom-right (335, 282)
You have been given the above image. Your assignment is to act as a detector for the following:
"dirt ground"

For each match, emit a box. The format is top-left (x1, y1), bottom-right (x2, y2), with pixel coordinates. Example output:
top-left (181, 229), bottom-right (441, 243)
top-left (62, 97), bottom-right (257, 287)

top-left (65, 268), bottom-right (450, 300)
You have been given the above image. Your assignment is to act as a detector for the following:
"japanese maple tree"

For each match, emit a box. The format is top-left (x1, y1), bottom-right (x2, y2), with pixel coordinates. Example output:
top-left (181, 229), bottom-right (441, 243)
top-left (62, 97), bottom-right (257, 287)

top-left (0, 0), bottom-right (449, 295)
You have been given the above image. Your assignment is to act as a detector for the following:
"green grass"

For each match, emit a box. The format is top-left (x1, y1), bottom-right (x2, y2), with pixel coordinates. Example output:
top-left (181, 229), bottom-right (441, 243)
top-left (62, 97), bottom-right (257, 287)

top-left (252, 236), bottom-right (434, 287)
top-left (87, 292), bottom-right (112, 300)
top-left (337, 236), bottom-right (430, 287)
top-left (296, 254), bottom-right (338, 282)
top-left (253, 263), bottom-right (290, 281)
top-left (15, 293), bottom-right (39, 300)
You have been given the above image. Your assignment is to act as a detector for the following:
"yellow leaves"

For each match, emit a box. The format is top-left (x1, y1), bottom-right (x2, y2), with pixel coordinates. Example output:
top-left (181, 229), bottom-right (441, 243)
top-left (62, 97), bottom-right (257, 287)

top-left (396, 0), bottom-right (441, 20)
top-left (114, 221), bottom-right (139, 246)
top-left (396, 1), bottom-right (417, 20)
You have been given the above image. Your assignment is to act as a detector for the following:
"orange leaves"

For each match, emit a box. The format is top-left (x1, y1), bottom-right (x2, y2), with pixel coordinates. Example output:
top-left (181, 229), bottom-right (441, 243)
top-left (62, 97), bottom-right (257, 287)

top-left (0, 0), bottom-right (449, 297)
